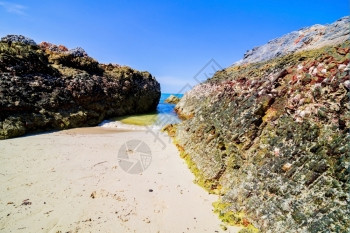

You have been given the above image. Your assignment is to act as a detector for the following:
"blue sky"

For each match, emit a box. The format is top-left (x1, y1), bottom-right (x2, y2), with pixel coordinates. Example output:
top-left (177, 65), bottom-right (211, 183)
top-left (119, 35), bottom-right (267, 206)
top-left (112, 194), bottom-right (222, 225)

top-left (0, 0), bottom-right (348, 93)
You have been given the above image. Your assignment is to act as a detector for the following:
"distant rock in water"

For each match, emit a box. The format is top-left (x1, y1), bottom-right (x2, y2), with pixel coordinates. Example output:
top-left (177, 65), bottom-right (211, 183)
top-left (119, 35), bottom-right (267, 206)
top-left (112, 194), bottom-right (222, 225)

top-left (234, 16), bottom-right (349, 66)
top-left (164, 95), bottom-right (181, 104)
top-left (169, 17), bottom-right (350, 232)
top-left (0, 35), bottom-right (160, 139)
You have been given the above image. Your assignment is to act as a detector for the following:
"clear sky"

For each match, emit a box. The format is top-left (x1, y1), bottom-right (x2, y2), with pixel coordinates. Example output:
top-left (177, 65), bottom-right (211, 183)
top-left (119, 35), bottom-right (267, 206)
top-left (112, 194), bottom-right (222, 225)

top-left (0, 0), bottom-right (348, 93)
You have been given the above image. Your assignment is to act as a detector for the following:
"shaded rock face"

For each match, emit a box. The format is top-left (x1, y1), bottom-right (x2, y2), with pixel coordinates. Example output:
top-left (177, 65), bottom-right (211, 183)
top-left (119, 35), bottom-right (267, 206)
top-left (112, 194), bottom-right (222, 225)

top-left (164, 94), bottom-right (181, 104)
top-left (234, 16), bottom-right (349, 66)
top-left (0, 36), bottom-right (160, 139)
top-left (173, 19), bottom-right (350, 233)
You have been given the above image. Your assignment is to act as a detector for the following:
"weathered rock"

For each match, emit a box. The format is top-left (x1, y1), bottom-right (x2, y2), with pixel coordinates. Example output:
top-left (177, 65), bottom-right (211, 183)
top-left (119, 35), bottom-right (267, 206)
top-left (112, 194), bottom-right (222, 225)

top-left (66, 47), bottom-right (88, 57)
top-left (0, 39), bottom-right (58, 76)
top-left (234, 16), bottom-right (350, 66)
top-left (164, 95), bottom-right (181, 104)
top-left (171, 17), bottom-right (350, 233)
top-left (39, 42), bottom-right (68, 53)
top-left (39, 41), bottom-right (103, 75)
top-left (1, 35), bottom-right (37, 46)
top-left (0, 36), bottom-right (160, 139)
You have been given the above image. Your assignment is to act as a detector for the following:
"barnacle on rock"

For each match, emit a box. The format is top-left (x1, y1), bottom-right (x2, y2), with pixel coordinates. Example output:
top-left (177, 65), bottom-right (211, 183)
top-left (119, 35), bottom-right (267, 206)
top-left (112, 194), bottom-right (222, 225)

top-left (171, 31), bottom-right (350, 232)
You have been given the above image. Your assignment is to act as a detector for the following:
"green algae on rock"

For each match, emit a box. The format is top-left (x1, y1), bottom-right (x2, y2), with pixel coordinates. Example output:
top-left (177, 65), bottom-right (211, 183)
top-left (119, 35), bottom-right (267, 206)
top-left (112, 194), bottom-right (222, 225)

top-left (0, 36), bottom-right (160, 139)
top-left (171, 19), bottom-right (350, 233)
top-left (112, 112), bottom-right (159, 126)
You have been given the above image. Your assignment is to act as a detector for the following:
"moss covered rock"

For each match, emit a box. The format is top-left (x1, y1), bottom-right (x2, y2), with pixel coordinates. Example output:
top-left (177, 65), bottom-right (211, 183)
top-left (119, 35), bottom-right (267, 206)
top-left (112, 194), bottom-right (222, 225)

top-left (0, 36), bottom-right (160, 139)
top-left (172, 36), bottom-right (350, 233)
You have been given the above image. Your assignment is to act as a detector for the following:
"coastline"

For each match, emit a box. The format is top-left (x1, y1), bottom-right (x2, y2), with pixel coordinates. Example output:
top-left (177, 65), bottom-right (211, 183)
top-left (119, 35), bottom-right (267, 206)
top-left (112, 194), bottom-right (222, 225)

top-left (0, 126), bottom-right (242, 233)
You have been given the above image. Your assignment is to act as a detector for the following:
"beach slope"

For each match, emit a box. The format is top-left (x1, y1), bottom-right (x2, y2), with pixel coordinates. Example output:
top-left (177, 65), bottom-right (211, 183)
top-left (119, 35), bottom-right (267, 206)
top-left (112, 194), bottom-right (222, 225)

top-left (0, 127), bottom-right (241, 233)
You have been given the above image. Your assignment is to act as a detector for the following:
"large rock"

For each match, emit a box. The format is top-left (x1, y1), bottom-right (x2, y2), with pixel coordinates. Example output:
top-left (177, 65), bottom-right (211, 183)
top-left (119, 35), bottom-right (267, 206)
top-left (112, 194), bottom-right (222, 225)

top-left (234, 16), bottom-right (349, 66)
top-left (171, 17), bottom-right (350, 233)
top-left (0, 36), bottom-right (160, 139)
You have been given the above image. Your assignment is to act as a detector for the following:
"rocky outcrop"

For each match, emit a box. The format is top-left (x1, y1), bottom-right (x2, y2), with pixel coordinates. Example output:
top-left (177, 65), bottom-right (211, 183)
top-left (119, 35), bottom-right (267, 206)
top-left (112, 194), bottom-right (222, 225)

top-left (0, 35), bottom-right (160, 139)
top-left (234, 16), bottom-right (349, 66)
top-left (164, 94), bottom-right (181, 104)
top-left (1, 35), bottom-right (37, 46)
top-left (170, 18), bottom-right (350, 233)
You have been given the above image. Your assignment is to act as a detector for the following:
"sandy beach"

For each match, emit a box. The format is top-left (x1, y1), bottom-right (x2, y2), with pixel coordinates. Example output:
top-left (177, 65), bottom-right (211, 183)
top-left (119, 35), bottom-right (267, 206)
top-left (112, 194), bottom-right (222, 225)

top-left (0, 127), bottom-right (241, 233)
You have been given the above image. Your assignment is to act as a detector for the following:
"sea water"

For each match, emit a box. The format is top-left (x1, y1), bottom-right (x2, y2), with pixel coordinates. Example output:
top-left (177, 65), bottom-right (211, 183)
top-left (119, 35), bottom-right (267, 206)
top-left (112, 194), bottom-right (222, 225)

top-left (99, 93), bottom-right (183, 129)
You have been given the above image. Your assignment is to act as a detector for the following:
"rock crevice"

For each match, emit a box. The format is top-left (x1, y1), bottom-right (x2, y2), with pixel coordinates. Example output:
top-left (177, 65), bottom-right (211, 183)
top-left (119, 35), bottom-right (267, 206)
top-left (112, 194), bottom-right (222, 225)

top-left (171, 17), bottom-right (350, 233)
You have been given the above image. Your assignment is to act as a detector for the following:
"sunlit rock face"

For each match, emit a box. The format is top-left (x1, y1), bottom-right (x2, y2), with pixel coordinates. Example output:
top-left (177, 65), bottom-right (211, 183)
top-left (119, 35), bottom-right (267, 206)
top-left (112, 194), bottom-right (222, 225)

top-left (0, 36), bottom-right (160, 139)
top-left (234, 16), bottom-right (350, 66)
top-left (173, 17), bottom-right (350, 232)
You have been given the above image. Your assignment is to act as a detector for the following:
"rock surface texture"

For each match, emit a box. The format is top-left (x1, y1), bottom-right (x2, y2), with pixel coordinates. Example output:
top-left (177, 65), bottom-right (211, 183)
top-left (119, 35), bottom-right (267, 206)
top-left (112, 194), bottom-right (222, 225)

top-left (0, 35), bottom-right (160, 139)
top-left (165, 94), bottom-right (181, 104)
top-left (234, 16), bottom-right (350, 66)
top-left (171, 17), bottom-right (350, 233)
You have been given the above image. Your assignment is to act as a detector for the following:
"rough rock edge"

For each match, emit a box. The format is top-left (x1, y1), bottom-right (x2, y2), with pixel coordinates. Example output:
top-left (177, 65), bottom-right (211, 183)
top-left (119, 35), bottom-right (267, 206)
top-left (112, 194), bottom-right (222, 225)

top-left (173, 17), bottom-right (350, 233)
top-left (1, 35), bottom-right (37, 46)
top-left (233, 16), bottom-right (349, 66)
top-left (0, 36), bottom-right (161, 139)
top-left (164, 95), bottom-right (181, 104)
top-left (174, 42), bottom-right (350, 232)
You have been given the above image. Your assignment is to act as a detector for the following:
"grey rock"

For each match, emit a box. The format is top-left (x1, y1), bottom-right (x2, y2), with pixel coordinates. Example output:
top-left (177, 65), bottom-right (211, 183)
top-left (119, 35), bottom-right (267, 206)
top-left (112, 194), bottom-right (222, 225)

top-left (1, 35), bottom-right (37, 46)
top-left (234, 16), bottom-right (350, 66)
top-left (66, 47), bottom-right (88, 57)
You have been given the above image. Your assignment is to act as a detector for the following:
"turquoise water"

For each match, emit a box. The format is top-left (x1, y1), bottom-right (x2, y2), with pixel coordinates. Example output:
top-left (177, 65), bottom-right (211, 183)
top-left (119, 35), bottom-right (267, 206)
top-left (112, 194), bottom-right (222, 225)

top-left (154, 93), bottom-right (183, 127)
top-left (157, 93), bottom-right (183, 116)
top-left (100, 93), bottom-right (183, 128)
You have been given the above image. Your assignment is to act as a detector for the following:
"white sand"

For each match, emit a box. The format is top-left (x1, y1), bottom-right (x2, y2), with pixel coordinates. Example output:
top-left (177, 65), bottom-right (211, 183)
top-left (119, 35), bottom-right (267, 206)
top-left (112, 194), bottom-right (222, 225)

top-left (0, 127), bottom-right (241, 233)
